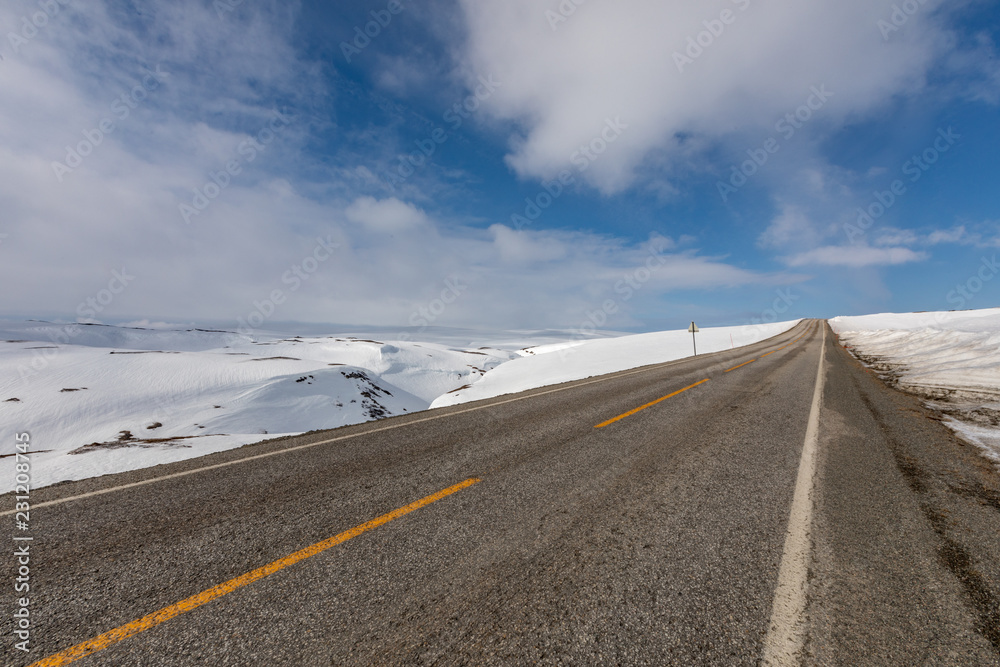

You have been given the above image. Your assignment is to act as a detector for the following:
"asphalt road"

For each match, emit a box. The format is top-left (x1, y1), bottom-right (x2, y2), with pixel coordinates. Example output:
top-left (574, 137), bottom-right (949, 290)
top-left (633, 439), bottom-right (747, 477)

top-left (5, 320), bottom-right (1000, 665)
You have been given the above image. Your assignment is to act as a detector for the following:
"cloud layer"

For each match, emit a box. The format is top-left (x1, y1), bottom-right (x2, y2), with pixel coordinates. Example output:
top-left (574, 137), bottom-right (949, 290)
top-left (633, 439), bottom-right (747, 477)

top-left (456, 0), bottom-right (949, 193)
top-left (0, 0), bottom-right (789, 330)
top-left (1, 0), bottom-right (991, 330)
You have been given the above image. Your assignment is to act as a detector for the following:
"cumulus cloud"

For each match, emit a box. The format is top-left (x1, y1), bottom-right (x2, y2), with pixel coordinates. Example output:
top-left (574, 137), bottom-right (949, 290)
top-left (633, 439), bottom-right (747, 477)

top-left (455, 0), bottom-right (949, 193)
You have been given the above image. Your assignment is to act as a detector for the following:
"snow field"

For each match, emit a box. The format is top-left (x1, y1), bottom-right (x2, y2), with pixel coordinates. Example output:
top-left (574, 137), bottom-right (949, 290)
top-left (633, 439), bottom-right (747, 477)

top-left (1, 318), bottom-right (799, 491)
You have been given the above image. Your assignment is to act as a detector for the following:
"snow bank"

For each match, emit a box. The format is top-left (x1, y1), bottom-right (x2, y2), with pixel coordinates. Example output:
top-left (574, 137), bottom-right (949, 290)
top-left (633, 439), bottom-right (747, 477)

top-left (829, 308), bottom-right (1000, 400)
top-left (830, 308), bottom-right (1000, 464)
top-left (431, 320), bottom-right (801, 408)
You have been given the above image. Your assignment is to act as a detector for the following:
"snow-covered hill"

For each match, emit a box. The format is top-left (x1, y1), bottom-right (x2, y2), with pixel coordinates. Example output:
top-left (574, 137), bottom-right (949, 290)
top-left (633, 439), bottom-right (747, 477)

top-left (1, 318), bottom-right (798, 491)
top-left (0, 321), bottom-right (527, 490)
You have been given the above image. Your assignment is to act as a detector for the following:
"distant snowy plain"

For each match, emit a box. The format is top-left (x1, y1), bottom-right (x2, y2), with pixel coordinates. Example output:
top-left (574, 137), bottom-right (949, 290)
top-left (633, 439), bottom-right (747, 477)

top-left (1, 318), bottom-right (796, 491)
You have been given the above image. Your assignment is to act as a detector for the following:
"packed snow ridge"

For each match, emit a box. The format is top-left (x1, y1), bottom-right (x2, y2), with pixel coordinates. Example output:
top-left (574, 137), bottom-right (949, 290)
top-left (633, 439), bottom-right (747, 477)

top-left (831, 307), bottom-right (1000, 467)
top-left (0, 319), bottom-right (796, 491)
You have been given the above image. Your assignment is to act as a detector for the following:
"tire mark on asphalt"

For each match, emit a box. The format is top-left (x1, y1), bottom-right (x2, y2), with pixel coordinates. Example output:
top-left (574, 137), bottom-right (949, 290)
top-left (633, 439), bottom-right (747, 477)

top-left (849, 367), bottom-right (1000, 657)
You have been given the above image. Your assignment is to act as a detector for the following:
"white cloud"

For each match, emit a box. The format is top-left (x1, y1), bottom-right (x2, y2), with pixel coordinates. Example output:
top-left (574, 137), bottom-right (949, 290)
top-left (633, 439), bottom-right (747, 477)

top-left (873, 224), bottom-right (977, 247)
top-left (375, 54), bottom-right (433, 97)
top-left (873, 227), bottom-right (920, 247)
top-left (455, 0), bottom-right (950, 193)
top-left (926, 225), bottom-right (973, 245)
top-left (119, 320), bottom-right (195, 330)
top-left (489, 224), bottom-right (568, 263)
top-left (758, 203), bottom-right (823, 249)
top-left (345, 196), bottom-right (430, 234)
top-left (0, 0), bottom-right (808, 330)
top-left (785, 245), bottom-right (928, 268)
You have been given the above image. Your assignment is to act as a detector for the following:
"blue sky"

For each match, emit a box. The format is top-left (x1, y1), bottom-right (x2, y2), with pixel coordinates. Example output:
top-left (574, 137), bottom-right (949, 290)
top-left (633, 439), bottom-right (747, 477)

top-left (1, 0), bottom-right (998, 333)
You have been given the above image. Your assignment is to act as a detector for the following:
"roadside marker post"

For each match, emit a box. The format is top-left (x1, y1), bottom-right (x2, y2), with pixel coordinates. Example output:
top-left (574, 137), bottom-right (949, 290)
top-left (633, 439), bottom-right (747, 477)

top-left (688, 321), bottom-right (699, 356)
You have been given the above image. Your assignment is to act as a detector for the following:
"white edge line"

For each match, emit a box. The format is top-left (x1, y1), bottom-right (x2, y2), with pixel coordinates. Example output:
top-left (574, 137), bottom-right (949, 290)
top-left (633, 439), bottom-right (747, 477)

top-left (761, 322), bottom-right (826, 665)
top-left (5, 323), bottom-right (810, 516)
top-left (3, 363), bottom-right (670, 515)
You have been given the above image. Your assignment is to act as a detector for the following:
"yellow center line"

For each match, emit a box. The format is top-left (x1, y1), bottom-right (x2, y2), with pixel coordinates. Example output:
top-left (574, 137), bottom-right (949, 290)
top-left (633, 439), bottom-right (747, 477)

top-left (593, 322), bottom-right (808, 428)
top-left (724, 358), bottom-right (756, 373)
top-left (29, 478), bottom-right (482, 667)
top-left (594, 379), bottom-right (709, 428)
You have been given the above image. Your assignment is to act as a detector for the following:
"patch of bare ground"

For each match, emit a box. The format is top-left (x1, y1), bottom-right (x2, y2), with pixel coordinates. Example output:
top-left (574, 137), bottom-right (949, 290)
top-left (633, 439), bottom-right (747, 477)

top-left (69, 430), bottom-right (225, 454)
top-left (0, 450), bottom-right (51, 458)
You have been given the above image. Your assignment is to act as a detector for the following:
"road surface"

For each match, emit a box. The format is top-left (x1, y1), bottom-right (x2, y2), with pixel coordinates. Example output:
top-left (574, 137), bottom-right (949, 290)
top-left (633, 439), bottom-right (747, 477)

top-left (5, 320), bottom-right (1000, 665)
